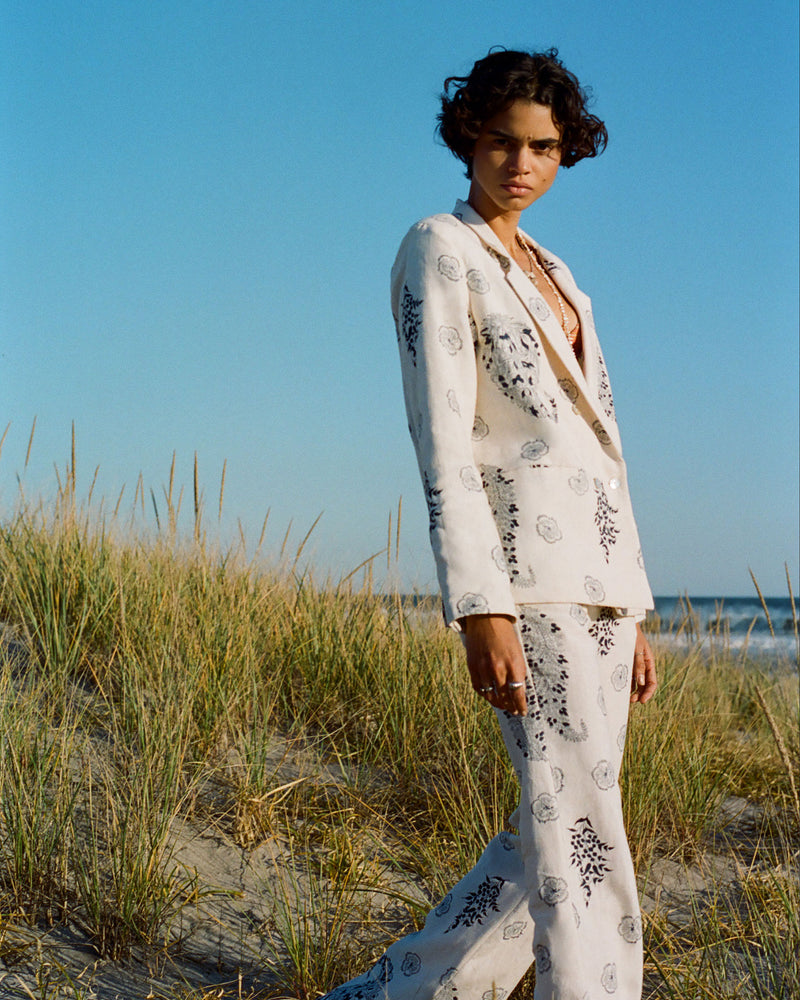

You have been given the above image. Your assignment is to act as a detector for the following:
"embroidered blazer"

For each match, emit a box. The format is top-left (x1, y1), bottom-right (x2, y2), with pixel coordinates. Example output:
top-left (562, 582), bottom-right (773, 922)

top-left (390, 199), bottom-right (653, 627)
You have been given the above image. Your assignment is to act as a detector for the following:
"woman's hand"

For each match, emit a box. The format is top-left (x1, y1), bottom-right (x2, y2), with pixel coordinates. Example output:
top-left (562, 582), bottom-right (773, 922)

top-left (462, 614), bottom-right (528, 716)
top-left (630, 623), bottom-right (657, 705)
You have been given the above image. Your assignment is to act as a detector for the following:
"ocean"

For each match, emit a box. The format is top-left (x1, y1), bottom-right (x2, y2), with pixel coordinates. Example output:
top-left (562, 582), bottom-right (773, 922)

top-left (650, 595), bottom-right (798, 663)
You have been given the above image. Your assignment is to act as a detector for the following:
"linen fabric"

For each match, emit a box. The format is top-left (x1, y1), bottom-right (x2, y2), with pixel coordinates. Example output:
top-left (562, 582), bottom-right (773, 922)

top-left (390, 201), bottom-right (653, 626)
top-left (322, 604), bottom-right (643, 1000)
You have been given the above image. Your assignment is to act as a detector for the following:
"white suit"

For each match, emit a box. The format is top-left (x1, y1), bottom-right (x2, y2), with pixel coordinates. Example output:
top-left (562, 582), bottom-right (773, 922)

top-left (322, 203), bottom-right (652, 1000)
top-left (391, 200), bottom-right (652, 624)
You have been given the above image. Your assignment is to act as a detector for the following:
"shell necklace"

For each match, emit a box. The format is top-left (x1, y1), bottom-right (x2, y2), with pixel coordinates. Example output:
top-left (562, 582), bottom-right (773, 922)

top-left (515, 232), bottom-right (580, 347)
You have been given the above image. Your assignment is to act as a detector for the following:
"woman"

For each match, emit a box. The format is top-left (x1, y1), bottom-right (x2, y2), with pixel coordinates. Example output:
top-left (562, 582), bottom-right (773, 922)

top-left (326, 48), bottom-right (657, 1000)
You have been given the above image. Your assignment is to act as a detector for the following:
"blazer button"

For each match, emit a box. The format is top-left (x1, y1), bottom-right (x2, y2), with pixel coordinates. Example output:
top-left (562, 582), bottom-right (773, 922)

top-left (609, 477), bottom-right (620, 490)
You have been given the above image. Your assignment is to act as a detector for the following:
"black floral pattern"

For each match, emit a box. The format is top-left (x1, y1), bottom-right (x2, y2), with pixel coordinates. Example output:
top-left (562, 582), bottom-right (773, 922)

top-left (323, 981), bottom-right (384, 1000)
top-left (480, 465), bottom-right (535, 587)
top-left (597, 350), bottom-right (616, 420)
top-left (588, 607), bottom-right (619, 656)
top-left (594, 479), bottom-right (620, 562)
top-left (400, 284), bottom-right (423, 367)
top-left (478, 314), bottom-right (558, 421)
top-left (569, 816), bottom-right (614, 904)
top-left (516, 609), bottom-right (588, 744)
top-left (423, 471), bottom-right (443, 533)
top-left (445, 875), bottom-right (505, 932)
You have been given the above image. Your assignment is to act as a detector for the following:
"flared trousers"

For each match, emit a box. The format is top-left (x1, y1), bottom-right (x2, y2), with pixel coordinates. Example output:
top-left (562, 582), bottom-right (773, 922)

top-left (322, 604), bottom-right (643, 1000)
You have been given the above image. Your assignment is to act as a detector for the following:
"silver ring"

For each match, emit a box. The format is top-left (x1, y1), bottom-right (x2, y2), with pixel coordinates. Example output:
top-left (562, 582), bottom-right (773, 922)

top-left (507, 681), bottom-right (525, 689)
top-left (479, 686), bottom-right (494, 693)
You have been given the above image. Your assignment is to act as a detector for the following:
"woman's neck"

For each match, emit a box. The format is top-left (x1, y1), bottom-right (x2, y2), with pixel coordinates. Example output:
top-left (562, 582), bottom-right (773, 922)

top-left (467, 193), bottom-right (521, 254)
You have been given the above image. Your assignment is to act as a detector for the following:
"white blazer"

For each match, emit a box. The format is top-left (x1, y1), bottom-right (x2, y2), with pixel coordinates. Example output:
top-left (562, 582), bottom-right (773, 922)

top-left (391, 200), bottom-right (653, 627)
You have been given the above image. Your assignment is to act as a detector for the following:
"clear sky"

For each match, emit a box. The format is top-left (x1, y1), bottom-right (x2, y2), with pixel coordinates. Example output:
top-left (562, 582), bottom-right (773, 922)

top-left (3, 0), bottom-right (798, 597)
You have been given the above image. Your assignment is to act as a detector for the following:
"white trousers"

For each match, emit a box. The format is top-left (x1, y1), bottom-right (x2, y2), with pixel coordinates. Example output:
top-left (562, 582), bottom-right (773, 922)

top-left (322, 605), bottom-right (643, 1000)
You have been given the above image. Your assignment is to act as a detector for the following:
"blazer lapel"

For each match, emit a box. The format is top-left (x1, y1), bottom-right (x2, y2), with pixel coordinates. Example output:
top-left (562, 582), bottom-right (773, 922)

top-left (453, 200), bottom-right (621, 454)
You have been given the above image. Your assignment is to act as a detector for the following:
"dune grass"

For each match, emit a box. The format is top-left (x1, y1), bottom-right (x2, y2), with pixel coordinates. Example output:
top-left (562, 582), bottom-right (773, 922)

top-left (0, 444), bottom-right (797, 998)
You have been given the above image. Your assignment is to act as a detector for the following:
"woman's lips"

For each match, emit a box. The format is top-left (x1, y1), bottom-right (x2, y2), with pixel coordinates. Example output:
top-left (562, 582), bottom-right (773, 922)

top-left (501, 183), bottom-right (532, 196)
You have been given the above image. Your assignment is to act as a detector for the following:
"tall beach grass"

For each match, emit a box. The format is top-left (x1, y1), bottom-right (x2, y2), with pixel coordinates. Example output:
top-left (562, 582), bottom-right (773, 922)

top-left (0, 430), bottom-right (797, 998)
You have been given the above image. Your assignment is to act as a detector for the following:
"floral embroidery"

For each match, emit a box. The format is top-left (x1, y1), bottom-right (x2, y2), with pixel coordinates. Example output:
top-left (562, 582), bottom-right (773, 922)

top-left (588, 607), bottom-right (618, 655)
top-left (324, 981), bottom-right (384, 1000)
top-left (617, 722), bottom-right (628, 752)
top-left (456, 593), bottom-right (489, 615)
top-left (611, 663), bottom-right (628, 691)
top-left (591, 759), bottom-right (616, 790)
top-left (559, 377), bottom-right (579, 403)
top-left (570, 603), bottom-right (590, 626)
top-left (438, 325), bottom-right (463, 354)
top-left (472, 415), bottom-right (489, 440)
top-left (530, 296), bottom-right (550, 322)
top-left (531, 792), bottom-right (559, 822)
top-left (597, 686), bottom-right (607, 716)
top-left (536, 514), bottom-right (563, 543)
top-left (491, 545), bottom-right (508, 573)
top-left (597, 350), bottom-right (616, 420)
top-left (445, 875), bottom-right (505, 932)
top-left (521, 438), bottom-right (549, 461)
top-left (399, 952), bottom-right (420, 976)
top-left (538, 876), bottom-right (569, 906)
top-left (478, 314), bottom-right (558, 421)
top-left (466, 268), bottom-right (489, 293)
top-left (423, 471), bottom-right (443, 533)
top-left (434, 893), bottom-right (453, 917)
top-left (480, 465), bottom-right (535, 587)
top-left (594, 478), bottom-right (620, 561)
top-left (618, 914), bottom-right (643, 943)
top-left (535, 944), bottom-right (552, 973)
top-left (437, 254), bottom-right (462, 281)
top-left (399, 284), bottom-right (423, 366)
top-left (568, 468), bottom-right (589, 495)
top-left (446, 388), bottom-right (460, 414)
top-left (459, 466), bottom-right (482, 491)
top-left (551, 764), bottom-right (564, 792)
top-left (515, 609), bottom-right (588, 744)
top-left (601, 962), bottom-right (618, 993)
top-left (593, 420), bottom-right (612, 445)
top-left (502, 920), bottom-right (526, 939)
top-left (584, 575), bottom-right (606, 603)
top-left (569, 816), bottom-right (614, 904)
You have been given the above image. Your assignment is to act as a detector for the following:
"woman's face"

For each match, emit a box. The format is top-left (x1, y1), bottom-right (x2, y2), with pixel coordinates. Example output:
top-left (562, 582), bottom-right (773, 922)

top-left (468, 100), bottom-right (561, 224)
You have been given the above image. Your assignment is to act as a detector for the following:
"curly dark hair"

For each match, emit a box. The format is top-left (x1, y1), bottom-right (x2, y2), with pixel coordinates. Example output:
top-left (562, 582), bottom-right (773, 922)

top-left (437, 48), bottom-right (607, 176)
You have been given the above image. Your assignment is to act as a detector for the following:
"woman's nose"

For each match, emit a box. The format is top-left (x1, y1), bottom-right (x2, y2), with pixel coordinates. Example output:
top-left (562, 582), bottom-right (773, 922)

top-left (507, 147), bottom-right (532, 174)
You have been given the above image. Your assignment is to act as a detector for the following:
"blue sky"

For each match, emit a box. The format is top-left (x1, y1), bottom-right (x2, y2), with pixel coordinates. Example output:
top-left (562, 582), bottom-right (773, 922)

top-left (2, 0), bottom-right (798, 597)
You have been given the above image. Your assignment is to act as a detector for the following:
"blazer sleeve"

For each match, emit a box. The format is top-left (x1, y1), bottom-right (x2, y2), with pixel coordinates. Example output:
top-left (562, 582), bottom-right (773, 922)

top-left (390, 219), bottom-right (517, 628)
